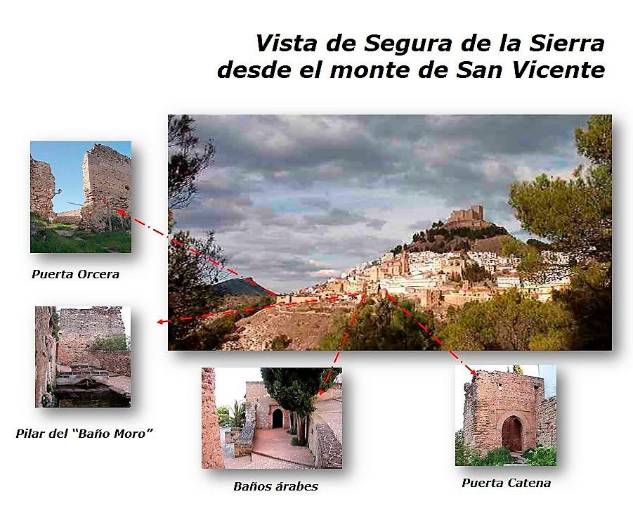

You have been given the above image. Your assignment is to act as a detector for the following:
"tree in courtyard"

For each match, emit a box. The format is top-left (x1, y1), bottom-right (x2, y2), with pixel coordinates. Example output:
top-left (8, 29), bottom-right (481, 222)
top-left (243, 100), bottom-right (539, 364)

top-left (168, 114), bottom-right (216, 210)
top-left (260, 368), bottom-right (341, 446)
top-left (507, 115), bottom-right (612, 349)
top-left (439, 289), bottom-right (575, 351)
top-left (168, 230), bottom-right (225, 350)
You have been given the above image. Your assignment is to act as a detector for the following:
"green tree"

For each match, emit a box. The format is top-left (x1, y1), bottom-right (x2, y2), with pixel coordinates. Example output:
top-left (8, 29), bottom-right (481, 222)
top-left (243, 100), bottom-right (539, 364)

top-left (260, 368), bottom-right (341, 446)
top-left (168, 115), bottom-right (216, 209)
top-left (217, 406), bottom-right (230, 427)
top-left (168, 230), bottom-right (225, 350)
top-left (508, 115), bottom-right (612, 349)
top-left (322, 298), bottom-right (439, 351)
top-left (440, 289), bottom-right (575, 351)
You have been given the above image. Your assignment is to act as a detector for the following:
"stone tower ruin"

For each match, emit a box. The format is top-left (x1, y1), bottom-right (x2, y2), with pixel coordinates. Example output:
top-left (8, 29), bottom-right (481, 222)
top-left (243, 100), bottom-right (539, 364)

top-left (463, 370), bottom-right (556, 454)
top-left (30, 157), bottom-right (56, 221)
top-left (80, 144), bottom-right (131, 231)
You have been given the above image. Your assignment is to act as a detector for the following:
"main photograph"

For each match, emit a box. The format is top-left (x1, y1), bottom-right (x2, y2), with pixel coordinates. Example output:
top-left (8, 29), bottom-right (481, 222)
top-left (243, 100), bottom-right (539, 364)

top-left (167, 115), bottom-right (612, 351)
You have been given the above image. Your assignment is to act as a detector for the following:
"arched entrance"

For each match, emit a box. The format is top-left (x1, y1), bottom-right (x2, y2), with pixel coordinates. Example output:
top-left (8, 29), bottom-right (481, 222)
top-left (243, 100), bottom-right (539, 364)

top-left (272, 408), bottom-right (283, 428)
top-left (501, 415), bottom-right (523, 451)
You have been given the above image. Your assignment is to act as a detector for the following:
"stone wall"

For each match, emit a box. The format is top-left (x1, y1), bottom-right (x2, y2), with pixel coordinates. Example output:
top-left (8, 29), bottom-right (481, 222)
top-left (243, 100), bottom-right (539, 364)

top-left (537, 396), bottom-right (557, 447)
top-left (234, 402), bottom-right (256, 457)
top-left (201, 368), bottom-right (224, 469)
top-left (57, 306), bottom-right (127, 369)
top-left (30, 157), bottom-right (56, 220)
top-left (463, 371), bottom-right (544, 454)
top-left (34, 306), bottom-right (57, 407)
top-left (79, 350), bottom-right (131, 376)
top-left (308, 422), bottom-right (343, 469)
top-left (246, 381), bottom-right (290, 429)
top-left (81, 144), bottom-right (131, 231)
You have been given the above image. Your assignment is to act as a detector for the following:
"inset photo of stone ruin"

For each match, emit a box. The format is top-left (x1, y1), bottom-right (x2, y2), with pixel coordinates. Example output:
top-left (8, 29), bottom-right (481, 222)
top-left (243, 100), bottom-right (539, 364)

top-left (455, 365), bottom-right (557, 466)
top-left (202, 367), bottom-right (343, 470)
top-left (30, 141), bottom-right (132, 253)
top-left (35, 306), bottom-right (132, 407)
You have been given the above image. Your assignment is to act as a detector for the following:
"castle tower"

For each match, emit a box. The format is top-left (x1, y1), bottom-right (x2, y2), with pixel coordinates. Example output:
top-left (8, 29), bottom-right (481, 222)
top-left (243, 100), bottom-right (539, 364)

top-left (471, 204), bottom-right (483, 221)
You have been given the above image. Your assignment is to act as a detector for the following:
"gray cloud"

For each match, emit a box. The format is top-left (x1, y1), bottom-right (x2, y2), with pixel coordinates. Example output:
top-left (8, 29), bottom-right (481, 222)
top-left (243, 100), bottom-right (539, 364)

top-left (173, 115), bottom-right (588, 291)
top-left (303, 208), bottom-right (386, 230)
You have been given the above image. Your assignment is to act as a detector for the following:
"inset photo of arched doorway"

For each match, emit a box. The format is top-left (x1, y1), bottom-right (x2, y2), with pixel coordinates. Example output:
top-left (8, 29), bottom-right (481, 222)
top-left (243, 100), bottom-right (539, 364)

top-left (202, 367), bottom-right (343, 470)
top-left (455, 364), bottom-right (557, 467)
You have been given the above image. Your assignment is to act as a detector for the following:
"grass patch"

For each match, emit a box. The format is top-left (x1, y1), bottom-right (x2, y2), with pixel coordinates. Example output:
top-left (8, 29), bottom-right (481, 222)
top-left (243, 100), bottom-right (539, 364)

top-left (31, 224), bottom-right (131, 253)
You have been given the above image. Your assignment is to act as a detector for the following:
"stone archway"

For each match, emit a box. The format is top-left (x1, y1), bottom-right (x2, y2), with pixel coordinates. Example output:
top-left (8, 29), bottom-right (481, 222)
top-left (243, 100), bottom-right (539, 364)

top-left (501, 415), bottom-right (523, 451)
top-left (272, 408), bottom-right (283, 428)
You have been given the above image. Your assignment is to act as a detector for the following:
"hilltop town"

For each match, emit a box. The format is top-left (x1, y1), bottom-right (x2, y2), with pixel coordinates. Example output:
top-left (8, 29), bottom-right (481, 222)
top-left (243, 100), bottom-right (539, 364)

top-left (277, 205), bottom-right (571, 317)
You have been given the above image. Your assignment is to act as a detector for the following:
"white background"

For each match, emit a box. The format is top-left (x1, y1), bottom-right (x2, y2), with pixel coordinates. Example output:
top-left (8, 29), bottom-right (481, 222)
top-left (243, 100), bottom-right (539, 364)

top-left (1, 0), bottom-right (629, 503)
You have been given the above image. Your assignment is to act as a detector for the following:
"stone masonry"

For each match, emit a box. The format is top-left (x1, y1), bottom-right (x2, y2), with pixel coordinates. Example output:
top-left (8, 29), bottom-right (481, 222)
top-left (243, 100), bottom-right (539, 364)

top-left (246, 381), bottom-right (290, 430)
top-left (80, 144), bottom-right (131, 231)
top-left (57, 307), bottom-right (127, 367)
top-left (234, 402), bottom-right (256, 457)
top-left (30, 157), bottom-right (56, 220)
top-left (463, 371), bottom-right (545, 454)
top-left (446, 204), bottom-right (490, 230)
top-left (201, 368), bottom-right (225, 469)
top-left (34, 306), bottom-right (57, 407)
top-left (537, 396), bottom-right (557, 447)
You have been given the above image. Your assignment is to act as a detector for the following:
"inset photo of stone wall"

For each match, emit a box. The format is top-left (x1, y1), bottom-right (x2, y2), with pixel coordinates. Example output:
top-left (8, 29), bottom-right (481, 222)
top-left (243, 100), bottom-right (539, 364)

top-left (35, 306), bottom-right (131, 408)
top-left (455, 365), bottom-right (557, 466)
top-left (202, 367), bottom-right (343, 470)
top-left (30, 141), bottom-right (132, 253)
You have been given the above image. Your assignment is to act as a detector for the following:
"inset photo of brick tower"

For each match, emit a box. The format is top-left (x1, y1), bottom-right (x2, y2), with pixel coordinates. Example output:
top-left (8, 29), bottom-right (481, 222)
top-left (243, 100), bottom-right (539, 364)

top-left (30, 141), bottom-right (132, 253)
top-left (455, 365), bottom-right (557, 466)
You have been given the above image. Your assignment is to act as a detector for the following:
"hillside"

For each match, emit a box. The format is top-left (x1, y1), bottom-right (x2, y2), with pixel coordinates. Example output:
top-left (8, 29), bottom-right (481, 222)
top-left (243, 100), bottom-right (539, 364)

top-left (209, 277), bottom-right (271, 297)
top-left (397, 223), bottom-right (511, 254)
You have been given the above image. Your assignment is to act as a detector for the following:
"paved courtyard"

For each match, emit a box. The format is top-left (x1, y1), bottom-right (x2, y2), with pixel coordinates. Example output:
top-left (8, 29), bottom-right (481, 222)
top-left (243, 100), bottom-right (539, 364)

top-left (221, 427), bottom-right (315, 469)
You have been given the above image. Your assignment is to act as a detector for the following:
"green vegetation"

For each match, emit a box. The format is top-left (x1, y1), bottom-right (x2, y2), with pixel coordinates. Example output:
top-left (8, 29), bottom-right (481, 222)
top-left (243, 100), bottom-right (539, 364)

top-left (320, 297), bottom-right (438, 351)
top-left (261, 368), bottom-right (341, 446)
top-left (290, 436), bottom-right (306, 447)
top-left (455, 433), bottom-right (515, 466)
top-left (271, 334), bottom-right (291, 350)
top-left (217, 406), bottom-right (230, 427)
top-left (90, 335), bottom-right (129, 351)
top-left (30, 215), bottom-right (131, 253)
top-left (523, 446), bottom-right (556, 466)
top-left (168, 230), bottom-right (226, 350)
top-left (440, 289), bottom-right (575, 351)
top-left (507, 115), bottom-right (611, 350)
top-left (462, 262), bottom-right (492, 283)
top-left (229, 400), bottom-right (246, 428)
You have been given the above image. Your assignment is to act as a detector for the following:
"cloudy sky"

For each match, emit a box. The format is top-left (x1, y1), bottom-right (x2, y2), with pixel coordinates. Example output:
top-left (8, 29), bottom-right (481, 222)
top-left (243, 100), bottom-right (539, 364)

top-left (172, 115), bottom-right (588, 293)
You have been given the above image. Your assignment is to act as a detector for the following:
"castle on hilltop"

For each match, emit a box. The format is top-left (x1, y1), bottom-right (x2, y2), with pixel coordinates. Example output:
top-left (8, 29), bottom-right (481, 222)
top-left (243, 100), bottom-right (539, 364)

top-left (445, 204), bottom-right (490, 230)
